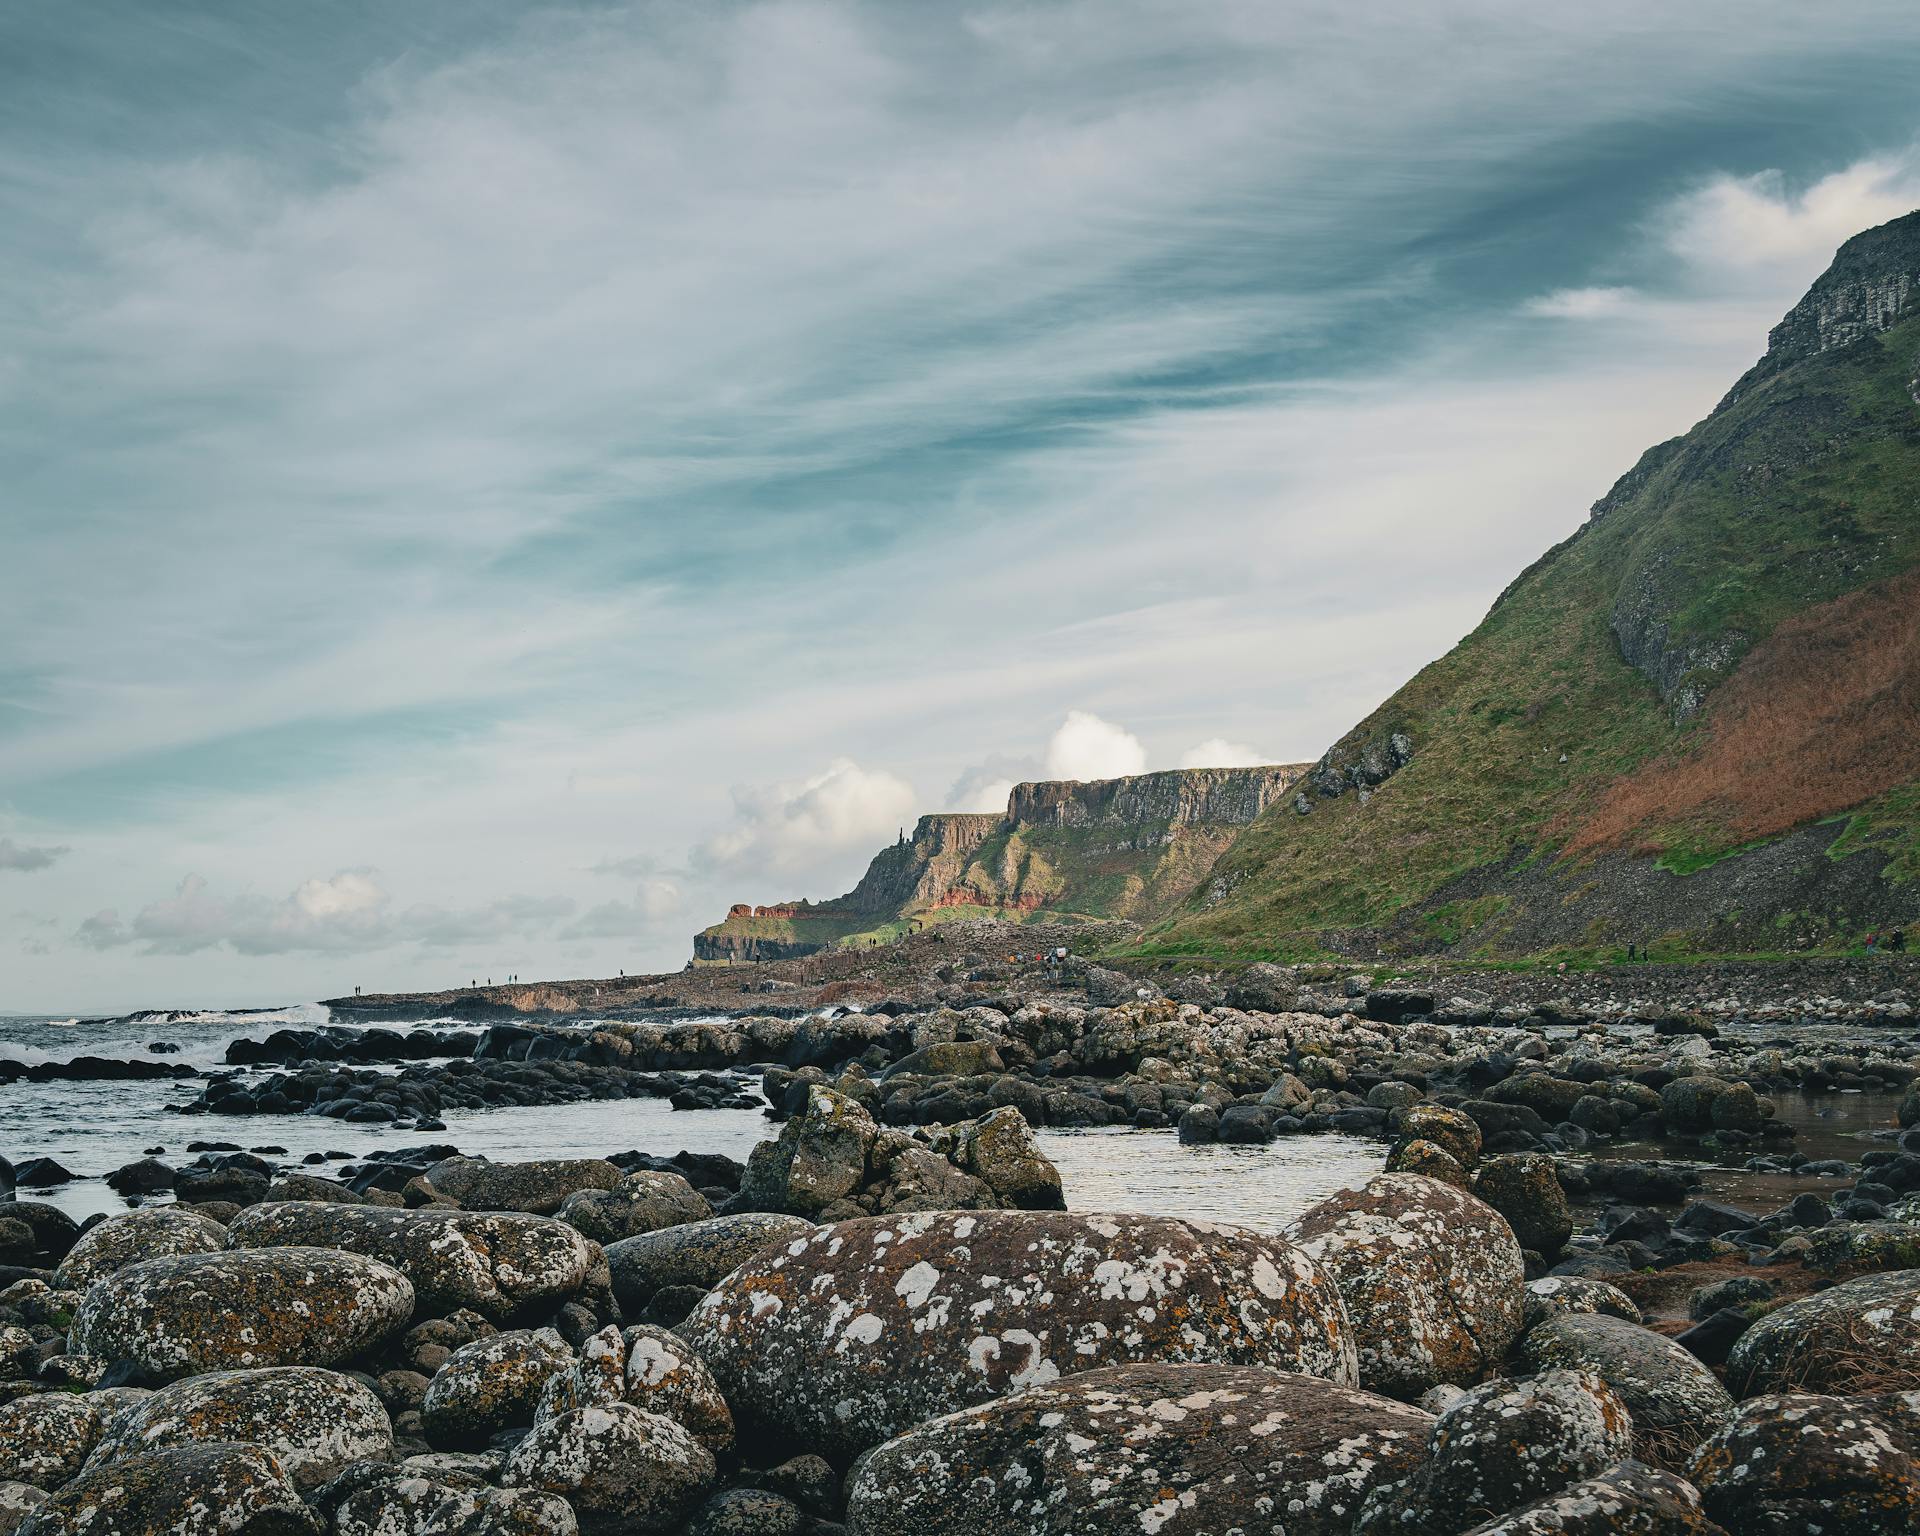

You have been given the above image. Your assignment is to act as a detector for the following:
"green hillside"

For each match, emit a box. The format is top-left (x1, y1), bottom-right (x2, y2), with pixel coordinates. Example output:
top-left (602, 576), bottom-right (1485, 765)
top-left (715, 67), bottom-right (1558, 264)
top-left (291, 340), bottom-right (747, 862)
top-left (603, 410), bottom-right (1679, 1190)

top-left (1145, 211), bottom-right (1920, 963)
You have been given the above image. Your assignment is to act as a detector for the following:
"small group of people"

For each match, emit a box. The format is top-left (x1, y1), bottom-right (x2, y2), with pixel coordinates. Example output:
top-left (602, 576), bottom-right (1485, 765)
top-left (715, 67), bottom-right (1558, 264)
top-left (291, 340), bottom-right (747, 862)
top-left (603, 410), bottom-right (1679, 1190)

top-left (1865, 929), bottom-right (1909, 954)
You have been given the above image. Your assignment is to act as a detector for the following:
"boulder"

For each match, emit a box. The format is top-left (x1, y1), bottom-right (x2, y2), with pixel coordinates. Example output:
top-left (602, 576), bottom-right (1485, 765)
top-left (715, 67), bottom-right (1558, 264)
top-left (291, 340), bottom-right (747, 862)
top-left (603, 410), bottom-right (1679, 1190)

top-left (14, 1444), bottom-right (318, 1535)
top-left (421, 1329), bottom-right (574, 1449)
top-left (330, 1470), bottom-right (577, 1536)
top-left (1689, 1390), bottom-right (1920, 1533)
top-left (68, 1247), bottom-right (413, 1383)
top-left (1354, 1370), bottom-right (1634, 1536)
top-left (619, 1325), bottom-right (734, 1454)
top-left (1293, 1174), bottom-right (1523, 1399)
top-left (1472, 1154), bottom-right (1573, 1256)
top-left (51, 1208), bottom-right (227, 1294)
top-left (845, 1363), bottom-right (1432, 1536)
top-left (0, 1484), bottom-right (46, 1536)
top-left (1386, 1140), bottom-right (1471, 1190)
top-left (1455, 1461), bottom-right (1722, 1535)
top-left (560, 1172), bottom-right (711, 1244)
top-left (738, 1086), bottom-right (877, 1215)
top-left (688, 1489), bottom-right (804, 1536)
top-left (1727, 1269), bottom-right (1920, 1396)
top-left (1520, 1314), bottom-right (1735, 1471)
top-left (0, 1395), bottom-right (103, 1491)
top-left (679, 1209), bottom-right (1355, 1462)
top-left (604, 1213), bottom-right (814, 1312)
top-left (84, 1366), bottom-right (389, 1490)
top-left (1522, 1276), bottom-right (1642, 1331)
top-left (1395, 1105), bottom-right (1482, 1169)
top-left (226, 1203), bottom-right (595, 1322)
top-left (424, 1156), bottom-right (622, 1215)
top-left (500, 1403), bottom-right (715, 1534)
top-left (927, 1106), bottom-right (1064, 1210)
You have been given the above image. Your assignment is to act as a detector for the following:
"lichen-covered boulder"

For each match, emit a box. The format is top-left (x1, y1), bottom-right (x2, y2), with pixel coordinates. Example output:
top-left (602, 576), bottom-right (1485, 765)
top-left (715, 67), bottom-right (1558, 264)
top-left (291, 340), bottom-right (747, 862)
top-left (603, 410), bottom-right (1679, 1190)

top-left (14, 1443), bottom-right (319, 1535)
top-left (924, 1107), bottom-right (1065, 1211)
top-left (620, 1325), bottom-right (733, 1454)
top-left (688, 1488), bottom-right (804, 1536)
top-left (84, 1367), bottom-right (390, 1491)
top-left (0, 1395), bottom-right (104, 1491)
top-left (1356, 1370), bottom-right (1634, 1535)
top-left (226, 1203), bottom-right (594, 1322)
top-left (68, 1248), bottom-right (413, 1383)
top-left (329, 1466), bottom-right (577, 1536)
top-left (420, 1329), bottom-right (573, 1449)
top-left (1472, 1154), bottom-right (1573, 1257)
top-left (1522, 1277), bottom-right (1643, 1332)
top-left (0, 1325), bottom-right (37, 1378)
top-left (560, 1172), bottom-right (712, 1244)
top-left (424, 1156), bottom-right (622, 1215)
top-left (737, 1086), bottom-right (879, 1215)
top-left (1386, 1140), bottom-right (1472, 1190)
top-left (1292, 1174), bottom-right (1523, 1399)
top-left (679, 1209), bottom-right (1355, 1462)
top-left (604, 1213), bottom-right (814, 1311)
top-left (1456, 1461), bottom-right (1721, 1535)
top-left (1396, 1105), bottom-right (1483, 1169)
top-left (500, 1403), bottom-right (715, 1534)
top-left (845, 1363), bottom-right (1431, 1536)
top-left (1727, 1270), bottom-right (1920, 1397)
top-left (1520, 1314), bottom-right (1735, 1471)
top-left (51, 1208), bottom-right (227, 1294)
top-left (1689, 1390), bottom-right (1920, 1533)
top-left (0, 1483), bottom-right (47, 1536)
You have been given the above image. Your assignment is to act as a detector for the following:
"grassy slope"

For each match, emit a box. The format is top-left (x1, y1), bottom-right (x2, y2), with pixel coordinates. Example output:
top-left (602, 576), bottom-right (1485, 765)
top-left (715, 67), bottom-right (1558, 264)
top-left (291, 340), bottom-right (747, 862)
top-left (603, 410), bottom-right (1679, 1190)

top-left (1144, 308), bottom-right (1920, 962)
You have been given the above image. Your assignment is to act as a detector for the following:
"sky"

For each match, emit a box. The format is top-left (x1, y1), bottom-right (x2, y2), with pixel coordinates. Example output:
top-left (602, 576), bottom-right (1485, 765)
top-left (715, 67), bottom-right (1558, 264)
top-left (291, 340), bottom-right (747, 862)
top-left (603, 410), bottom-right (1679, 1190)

top-left (5, 2), bottom-right (1920, 1012)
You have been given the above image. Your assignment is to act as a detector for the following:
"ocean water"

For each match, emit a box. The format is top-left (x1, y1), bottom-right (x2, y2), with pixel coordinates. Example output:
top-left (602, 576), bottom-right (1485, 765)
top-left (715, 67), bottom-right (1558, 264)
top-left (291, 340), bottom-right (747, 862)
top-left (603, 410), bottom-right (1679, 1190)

top-left (0, 1006), bottom-right (1386, 1231)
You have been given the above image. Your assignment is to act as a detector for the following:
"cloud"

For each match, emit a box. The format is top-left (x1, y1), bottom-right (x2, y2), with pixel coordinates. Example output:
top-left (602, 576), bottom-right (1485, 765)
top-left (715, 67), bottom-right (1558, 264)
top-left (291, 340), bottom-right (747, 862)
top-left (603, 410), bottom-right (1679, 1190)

top-left (694, 759), bottom-right (918, 878)
top-left (1043, 711), bottom-right (1147, 783)
top-left (0, 838), bottom-right (69, 872)
top-left (1663, 155), bottom-right (1920, 283)
top-left (944, 752), bottom-right (1038, 814)
top-left (1524, 286), bottom-right (1639, 319)
top-left (1179, 737), bottom-right (1270, 769)
top-left (561, 878), bottom-right (684, 941)
top-left (72, 870), bottom-right (578, 956)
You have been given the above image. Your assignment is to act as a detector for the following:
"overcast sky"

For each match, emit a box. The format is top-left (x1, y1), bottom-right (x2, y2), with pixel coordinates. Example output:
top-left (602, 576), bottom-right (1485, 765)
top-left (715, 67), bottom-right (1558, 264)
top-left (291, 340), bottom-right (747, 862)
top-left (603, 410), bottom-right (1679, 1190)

top-left (5, 2), bottom-right (1920, 1012)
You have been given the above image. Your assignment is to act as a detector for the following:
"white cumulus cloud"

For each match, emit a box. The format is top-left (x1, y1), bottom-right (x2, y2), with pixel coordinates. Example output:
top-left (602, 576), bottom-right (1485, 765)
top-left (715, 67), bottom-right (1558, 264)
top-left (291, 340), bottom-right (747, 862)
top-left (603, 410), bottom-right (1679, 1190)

top-left (1179, 737), bottom-right (1270, 768)
top-left (0, 838), bottom-right (69, 873)
top-left (694, 758), bottom-right (918, 878)
top-left (1043, 711), bottom-right (1148, 783)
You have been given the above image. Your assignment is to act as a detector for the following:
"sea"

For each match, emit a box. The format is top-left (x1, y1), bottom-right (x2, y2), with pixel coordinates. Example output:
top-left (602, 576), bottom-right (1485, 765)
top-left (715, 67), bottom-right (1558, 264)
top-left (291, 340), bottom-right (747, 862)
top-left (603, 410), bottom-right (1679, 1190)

top-left (0, 1004), bottom-right (1384, 1227)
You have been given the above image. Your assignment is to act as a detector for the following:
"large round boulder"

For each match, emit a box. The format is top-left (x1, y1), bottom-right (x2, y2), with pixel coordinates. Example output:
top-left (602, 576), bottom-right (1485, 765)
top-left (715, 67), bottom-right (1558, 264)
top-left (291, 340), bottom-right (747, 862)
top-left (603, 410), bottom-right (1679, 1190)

top-left (1471, 1154), bottom-right (1573, 1256)
top-left (84, 1366), bottom-right (390, 1491)
top-left (1292, 1174), bottom-right (1523, 1399)
top-left (226, 1203), bottom-right (594, 1322)
top-left (1689, 1390), bottom-right (1920, 1533)
top-left (51, 1208), bottom-right (226, 1294)
top-left (1456, 1461), bottom-right (1721, 1535)
top-left (1520, 1313), bottom-right (1735, 1471)
top-left (560, 1172), bottom-right (711, 1244)
top-left (423, 1156), bottom-right (622, 1215)
top-left (500, 1403), bottom-right (715, 1534)
top-left (68, 1247), bottom-right (412, 1383)
top-left (845, 1363), bottom-right (1432, 1536)
top-left (331, 1471), bottom-right (577, 1536)
top-left (619, 1325), bottom-right (734, 1455)
top-left (678, 1209), bottom-right (1355, 1462)
top-left (605, 1213), bottom-right (815, 1312)
top-left (0, 1396), bottom-right (104, 1491)
top-left (1726, 1269), bottom-right (1920, 1397)
top-left (421, 1329), bottom-right (574, 1449)
top-left (14, 1443), bottom-right (318, 1535)
top-left (1355, 1370), bottom-right (1634, 1535)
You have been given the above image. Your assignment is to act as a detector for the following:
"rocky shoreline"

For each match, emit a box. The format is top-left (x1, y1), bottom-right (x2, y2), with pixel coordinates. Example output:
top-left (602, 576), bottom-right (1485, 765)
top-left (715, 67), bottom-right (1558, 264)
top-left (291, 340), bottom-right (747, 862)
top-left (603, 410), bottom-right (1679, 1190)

top-left (5, 946), bottom-right (1920, 1530)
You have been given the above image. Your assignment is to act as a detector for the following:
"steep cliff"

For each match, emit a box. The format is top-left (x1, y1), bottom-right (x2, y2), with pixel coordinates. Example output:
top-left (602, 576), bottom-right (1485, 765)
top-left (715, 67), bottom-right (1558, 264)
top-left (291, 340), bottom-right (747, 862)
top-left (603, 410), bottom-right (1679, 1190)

top-left (1148, 210), bottom-right (1920, 963)
top-left (693, 765), bottom-right (1305, 960)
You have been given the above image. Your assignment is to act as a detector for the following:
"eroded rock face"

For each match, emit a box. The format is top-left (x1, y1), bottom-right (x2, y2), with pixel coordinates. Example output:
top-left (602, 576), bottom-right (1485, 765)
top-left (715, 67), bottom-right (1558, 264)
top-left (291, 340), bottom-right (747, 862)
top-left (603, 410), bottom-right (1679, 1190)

top-left (845, 1363), bottom-right (1431, 1536)
top-left (421, 1329), bottom-right (574, 1450)
top-left (68, 1247), bottom-right (413, 1383)
top-left (1356, 1370), bottom-right (1634, 1536)
top-left (51, 1208), bottom-right (227, 1295)
top-left (1689, 1390), bottom-right (1920, 1533)
top-left (679, 1209), bottom-right (1356, 1462)
top-left (226, 1203), bottom-right (595, 1322)
top-left (1455, 1463), bottom-right (1720, 1535)
top-left (84, 1366), bottom-right (390, 1491)
top-left (500, 1402), bottom-right (715, 1534)
top-left (14, 1443), bottom-right (319, 1535)
top-left (0, 1396), bottom-right (104, 1492)
top-left (1726, 1269), bottom-right (1920, 1396)
top-left (1292, 1174), bottom-right (1523, 1399)
top-left (604, 1213), bottom-right (815, 1312)
top-left (1520, 1314), bottom-right (1735, 1471)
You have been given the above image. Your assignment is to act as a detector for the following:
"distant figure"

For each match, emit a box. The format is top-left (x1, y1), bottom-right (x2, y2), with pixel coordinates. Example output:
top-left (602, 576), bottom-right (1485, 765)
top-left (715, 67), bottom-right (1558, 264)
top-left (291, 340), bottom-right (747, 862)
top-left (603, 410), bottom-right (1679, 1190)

top-left (1866, 933), bottom-right (1879, 953)
top-left (1625, 942), bottom-right (1636, 962)
top-left (1894, 930), bottom-right (1908, 954)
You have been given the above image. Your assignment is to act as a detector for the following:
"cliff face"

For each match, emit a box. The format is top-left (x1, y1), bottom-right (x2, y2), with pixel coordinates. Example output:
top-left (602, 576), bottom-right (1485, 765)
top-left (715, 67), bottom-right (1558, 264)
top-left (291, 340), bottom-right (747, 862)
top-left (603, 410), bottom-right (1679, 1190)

top-left (693, 764), bottom-right (1307, 960)
top-left (1151, 210), bottom-right (1920, 963)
